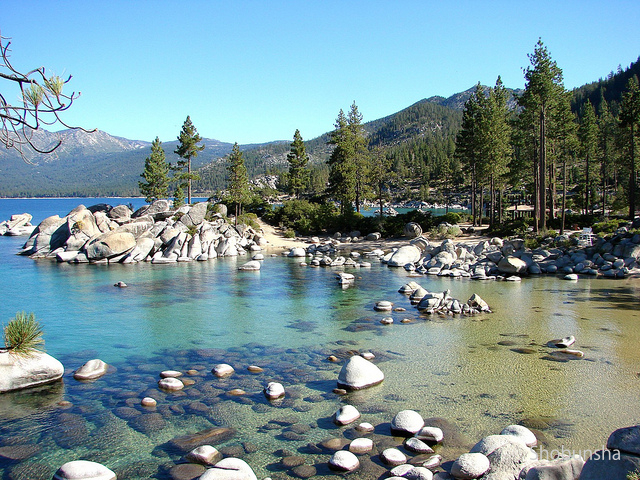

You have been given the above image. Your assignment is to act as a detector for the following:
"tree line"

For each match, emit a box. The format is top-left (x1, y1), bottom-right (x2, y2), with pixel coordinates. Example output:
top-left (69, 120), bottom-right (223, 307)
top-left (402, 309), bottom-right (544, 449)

top-left (140, 39), bottom-right (640, 233)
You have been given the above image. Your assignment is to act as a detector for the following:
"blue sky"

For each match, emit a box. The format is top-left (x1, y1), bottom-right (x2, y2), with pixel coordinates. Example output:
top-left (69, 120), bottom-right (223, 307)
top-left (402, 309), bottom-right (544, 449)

top-left (2, 1), bottom-right (639, 145)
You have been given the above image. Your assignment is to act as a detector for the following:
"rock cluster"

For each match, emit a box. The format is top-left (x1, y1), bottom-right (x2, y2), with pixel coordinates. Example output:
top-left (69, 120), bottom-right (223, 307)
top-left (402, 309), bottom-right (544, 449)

top-left (18, 200), bottom-right (268, 264)
top-left (0, 213), bottom-right (35, 236)
top-left (382, 231), bottom-right (640, 280)
top-left (398, 282), bottom-right (491, 315)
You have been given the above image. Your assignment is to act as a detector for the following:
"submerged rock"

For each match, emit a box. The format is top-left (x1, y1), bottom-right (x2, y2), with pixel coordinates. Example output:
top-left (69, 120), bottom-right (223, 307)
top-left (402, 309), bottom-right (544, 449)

top-left (52, 460), bottom-right (116, 480)
top-left (73, 359), bottom-right (108, 381)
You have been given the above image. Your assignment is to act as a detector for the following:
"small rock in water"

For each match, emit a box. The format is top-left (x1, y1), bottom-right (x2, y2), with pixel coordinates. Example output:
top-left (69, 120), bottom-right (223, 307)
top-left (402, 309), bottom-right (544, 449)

top-left (160, 370), bottom-right (182, 378)
top-left (404, 437), bottom-right (434, 454)
top-left (158, 377), bottom-right (184, 391)
top-left (415, 426), bottom-right (444, 443)
top-left (422, 454), bottom-right (442, 470)
top-left (356, 422), bottom-right (375, 433)
top-left (212, 364), bottom-right (235, 378)
top-left (374, 300), bottom-right (393, 311)
top-left (247, 365), bottom-right (263, 373)
top-left (114, 281), bottom-right (127, 288)
top-left (141, 397), bottom-right (157, 407)
top-left (381, 317), bottom-right (394, 325)
top-left (199, 458), bottom-right (258, 480)
top-left (73, 359), bottom-right (109, 381)
top-left (264, 382), bottom-right (285, 400)
top-left (334, 405), bottom-right (361, 425)
top-left (52, 460), bottom-right (116, 480)
top-left (185, 445), bottom-right (223, 466)
top-left (329, 450), bottom-right (360, 472)
top-left (391, 410), bottom-right (425, 436)
top-left (349, 437), bottom-right (374, 454)
top-left (380, 447), bottom-right (407, 466)
top-left (551, 335), bottom-right (576, 348)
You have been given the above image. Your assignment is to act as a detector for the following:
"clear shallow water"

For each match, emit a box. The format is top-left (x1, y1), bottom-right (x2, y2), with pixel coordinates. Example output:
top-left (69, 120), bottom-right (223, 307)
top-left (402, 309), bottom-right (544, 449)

top-left (1, 199), bottom-right (640, 479)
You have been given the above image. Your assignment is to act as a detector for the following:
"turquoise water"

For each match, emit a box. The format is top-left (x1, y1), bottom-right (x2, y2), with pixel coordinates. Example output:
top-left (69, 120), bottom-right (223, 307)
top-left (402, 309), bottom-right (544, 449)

top-left (0, 199), bottom-right (639, 479)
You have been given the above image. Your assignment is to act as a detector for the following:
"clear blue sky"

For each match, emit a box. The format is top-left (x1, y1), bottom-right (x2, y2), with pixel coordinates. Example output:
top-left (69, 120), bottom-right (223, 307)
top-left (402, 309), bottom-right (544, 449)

top-left (3, 1), bottom-right (639, 145)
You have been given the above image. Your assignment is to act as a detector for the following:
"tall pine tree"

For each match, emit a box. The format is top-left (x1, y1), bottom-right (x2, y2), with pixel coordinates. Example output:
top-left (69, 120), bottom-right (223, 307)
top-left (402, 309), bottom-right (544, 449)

top-left (520, 39), bottom-right (566, 231)
top-left (174, 116), bottom-right (205, 205)
top-left (578, 101), bottom-right (599, 214)
top-left (619, 77), bottom-right (640, 219)
top-left (226, 142), bottom-right (250, 224)
top-left (286, 129), bottom-right (310, 197)
top-left (139, 137), bottom-right (170, 203)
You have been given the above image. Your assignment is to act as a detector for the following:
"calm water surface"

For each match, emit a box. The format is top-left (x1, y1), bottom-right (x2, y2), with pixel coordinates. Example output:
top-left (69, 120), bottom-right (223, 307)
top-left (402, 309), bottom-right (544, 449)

top-left (0, 198), bottom-right (639, 479)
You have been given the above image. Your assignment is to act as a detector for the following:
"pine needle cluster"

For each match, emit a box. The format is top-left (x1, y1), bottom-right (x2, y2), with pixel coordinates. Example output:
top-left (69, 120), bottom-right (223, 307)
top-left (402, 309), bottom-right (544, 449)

top-left (2, 312), bottom-right (45, 357)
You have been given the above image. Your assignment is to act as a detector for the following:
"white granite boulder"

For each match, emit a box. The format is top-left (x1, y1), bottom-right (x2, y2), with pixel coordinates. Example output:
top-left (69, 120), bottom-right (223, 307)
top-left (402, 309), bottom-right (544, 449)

top-left (212, 364), bottom-right (235, 378)
top-left (238, 260), bottom-right (261, 271)
top-left (0, 350), bottom-right (64, 393)
top-left (451, 452), bottom-right (490, 479)
top-left (52, 460), bottom-right (116, 480)
top-left (85, 231), bottom-right (136, 261)
top-left (337, 355), bottom-right (384, 390)
top-left (388, 245), bottom-right (422, 267)
top-left (185, 445), bottom-right (223, 466)
top-left (500, 424), bottom-right (537, 447)
top-left (73, 359), bottom-right (109, 381)
top-left (263, 382), bottom-right (285, 400)
top-left (334, 404), bottom-right (361, 425)
top-left (329, 450), bottom-right (360, 472)
top-left (199, 457), bottom-right (258, 480)
top-left (391, 409), bottom-right (425, 436)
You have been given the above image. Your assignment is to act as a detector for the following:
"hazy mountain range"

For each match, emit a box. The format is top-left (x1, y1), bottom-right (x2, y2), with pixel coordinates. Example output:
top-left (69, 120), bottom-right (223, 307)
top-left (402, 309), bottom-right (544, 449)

top-left (1, 54), bottom-right (637, 198)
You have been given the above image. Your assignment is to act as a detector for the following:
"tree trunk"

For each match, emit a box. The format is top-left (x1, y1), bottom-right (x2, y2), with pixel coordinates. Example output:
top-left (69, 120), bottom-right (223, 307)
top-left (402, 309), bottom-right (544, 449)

top-left (561, 158), bottom-right (567, 235)
top-left (630, 123), bottom-right (637, 220)
top-left (187, 158), bottom-right (192, 204)
top-left (539, 108), bottom-right (547, 231)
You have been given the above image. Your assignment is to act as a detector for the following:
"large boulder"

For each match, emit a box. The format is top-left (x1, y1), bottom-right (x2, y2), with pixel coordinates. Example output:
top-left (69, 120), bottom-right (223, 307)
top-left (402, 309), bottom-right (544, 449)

top-left (451, 452), bottom-right (490, 479)
top-left (180, 202), bottom-right (208, 227)
top-left (337, 355), bottom-right (384, 390)
top-left (498, 256), bottom-right (528, 274)
top-left (85, 232), bottom-right (136, 261)
top-left (199, 457), bottom-right (257, 480)
top-left (0, 350), bottom-right (64, 393)
top-left (404, 222), bottom-right (423, 238)
top-left (579, 450), bottom-right (640, 480)
top-left (388, 245), bottom-right (422, 267)
top-left (521, 454), bottom-right (584, 480)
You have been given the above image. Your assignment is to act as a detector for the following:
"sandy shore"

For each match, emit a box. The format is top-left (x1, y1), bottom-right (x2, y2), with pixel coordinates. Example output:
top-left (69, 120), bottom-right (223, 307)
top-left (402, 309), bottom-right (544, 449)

top-left (257, 219), bottom-right (492, 253)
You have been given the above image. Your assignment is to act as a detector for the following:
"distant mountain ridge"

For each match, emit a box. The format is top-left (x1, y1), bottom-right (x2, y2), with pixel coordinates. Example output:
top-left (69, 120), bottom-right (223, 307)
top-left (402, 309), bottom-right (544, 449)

top-left (1, 54), bottom-right (636, 198)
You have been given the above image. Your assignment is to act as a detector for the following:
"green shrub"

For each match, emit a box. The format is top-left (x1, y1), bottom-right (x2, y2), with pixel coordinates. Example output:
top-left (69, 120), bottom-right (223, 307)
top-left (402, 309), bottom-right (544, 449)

top-left (283, 229), bottom-right (296, 238)
top-left (271, 199), bottom-right (338, 235)
top-left (436, 212), bottom-right (462, 225)
top-left (237, 213), bottom-right (261, 230)
top-left (3, 312), bottom-right (45, 357)
top-left (592, 218), bottom-right (628, 235)
top-left (186, 225), bottom-right (198, 237)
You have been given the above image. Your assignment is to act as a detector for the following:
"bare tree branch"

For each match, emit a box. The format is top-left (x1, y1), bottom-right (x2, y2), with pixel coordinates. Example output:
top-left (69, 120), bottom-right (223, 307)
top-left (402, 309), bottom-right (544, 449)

top-left (1, 30), bottom-right (96, 162)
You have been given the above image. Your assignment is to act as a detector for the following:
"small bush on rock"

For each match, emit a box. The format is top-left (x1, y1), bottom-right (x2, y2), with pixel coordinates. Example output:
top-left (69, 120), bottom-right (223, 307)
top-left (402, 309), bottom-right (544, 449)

top-left (3, 312), bottom-right (45, 357)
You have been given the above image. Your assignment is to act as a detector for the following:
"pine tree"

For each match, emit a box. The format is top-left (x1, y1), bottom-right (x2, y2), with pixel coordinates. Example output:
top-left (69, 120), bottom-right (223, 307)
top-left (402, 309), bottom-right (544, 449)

top-left (483, 77), bottom-right (512, 226)
top-left (327, 109), bottom-right (356, 213)
top-left (619, 77), bottom-right (640, 219)
top-left (598, 92), bottom-right (617, 216)
top-left (369, 146), bottom-right (395, 218)
top-left (520, 39), bottom-right (566, 231)
top-left (578, 101), bottom-right (599, 214)
top-left (139, 137), bottom-right (170, 203)
top-left (347, 102), bottom-right (370, 213)
top-left (226, 142), bottom-right (250, 224)
top-left (174, 116), bottom-right (205, 204)
top-left (286, 129), bottom-right (310, 197)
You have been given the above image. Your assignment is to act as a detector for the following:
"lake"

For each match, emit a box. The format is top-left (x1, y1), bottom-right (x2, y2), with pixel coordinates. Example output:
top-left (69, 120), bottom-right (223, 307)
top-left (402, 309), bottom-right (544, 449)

top-left (0, 198), bottom-right (639, 479)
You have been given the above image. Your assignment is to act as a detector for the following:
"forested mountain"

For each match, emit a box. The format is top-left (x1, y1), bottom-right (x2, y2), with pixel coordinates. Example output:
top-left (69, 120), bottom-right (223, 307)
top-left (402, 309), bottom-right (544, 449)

top-left (572, 56), bottom-right (640, 116)
top-left (1, 54), bottom-right (637, 199)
